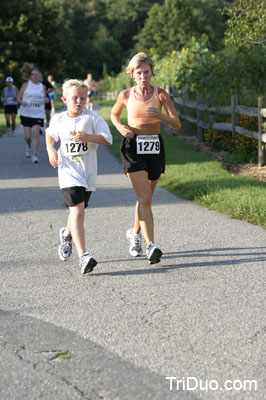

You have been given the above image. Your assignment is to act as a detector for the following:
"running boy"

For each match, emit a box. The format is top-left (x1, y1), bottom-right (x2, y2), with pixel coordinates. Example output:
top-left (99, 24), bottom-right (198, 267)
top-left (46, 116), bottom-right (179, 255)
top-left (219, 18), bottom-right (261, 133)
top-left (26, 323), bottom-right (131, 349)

top-left (46, 79), bottom-right (112, 274)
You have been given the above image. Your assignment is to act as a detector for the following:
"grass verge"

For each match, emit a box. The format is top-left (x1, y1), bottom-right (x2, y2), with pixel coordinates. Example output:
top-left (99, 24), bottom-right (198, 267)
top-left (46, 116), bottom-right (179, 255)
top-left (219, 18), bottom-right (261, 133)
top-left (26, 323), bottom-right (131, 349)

top-left (97, 100), bottom-right (266, 229)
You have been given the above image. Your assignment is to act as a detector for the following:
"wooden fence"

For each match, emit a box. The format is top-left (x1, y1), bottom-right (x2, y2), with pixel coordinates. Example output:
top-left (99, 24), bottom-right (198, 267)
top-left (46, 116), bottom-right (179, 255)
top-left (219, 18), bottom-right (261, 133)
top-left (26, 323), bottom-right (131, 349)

top-left (169, 88), bottom-right (266, 166)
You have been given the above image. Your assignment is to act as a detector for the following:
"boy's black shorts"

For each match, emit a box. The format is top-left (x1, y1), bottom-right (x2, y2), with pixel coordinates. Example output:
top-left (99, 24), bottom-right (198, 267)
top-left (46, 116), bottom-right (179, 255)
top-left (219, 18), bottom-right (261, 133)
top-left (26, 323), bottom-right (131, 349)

top-left (61, 186), bottom-right (92, 208)
top-left (120, 134), bottom-right (165, 181)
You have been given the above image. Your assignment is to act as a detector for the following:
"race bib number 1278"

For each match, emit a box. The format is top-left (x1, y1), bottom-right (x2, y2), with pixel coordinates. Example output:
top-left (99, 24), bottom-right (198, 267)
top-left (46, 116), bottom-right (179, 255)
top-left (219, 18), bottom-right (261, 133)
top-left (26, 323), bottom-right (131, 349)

top-left (65, 141), bottom-right (89, 156)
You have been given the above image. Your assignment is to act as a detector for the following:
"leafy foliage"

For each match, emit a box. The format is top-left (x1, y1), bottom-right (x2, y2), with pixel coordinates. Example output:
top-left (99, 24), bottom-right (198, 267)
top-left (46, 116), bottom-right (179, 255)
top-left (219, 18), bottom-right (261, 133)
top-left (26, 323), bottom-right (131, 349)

top-left (135, 0), bottom-right (228, 56)
top-left (222, 0), bottom-right (266, 47)
top-left (151, 39), bottom-right (266, 102)
top-left (0, 0), bottom-right (66, 84)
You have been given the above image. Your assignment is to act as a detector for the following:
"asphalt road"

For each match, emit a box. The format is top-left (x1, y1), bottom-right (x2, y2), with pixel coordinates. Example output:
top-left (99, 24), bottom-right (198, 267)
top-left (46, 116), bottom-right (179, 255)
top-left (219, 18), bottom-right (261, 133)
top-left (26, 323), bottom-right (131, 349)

top-left (0, 117), bottom-right (265, 400)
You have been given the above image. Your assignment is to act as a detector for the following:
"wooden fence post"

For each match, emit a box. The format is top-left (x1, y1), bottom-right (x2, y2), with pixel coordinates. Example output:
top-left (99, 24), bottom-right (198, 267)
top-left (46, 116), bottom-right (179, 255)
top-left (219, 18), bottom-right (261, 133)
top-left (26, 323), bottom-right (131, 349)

top-left (196, 95), bottom-right (203, 142)
top-left (231, 95), bottom-right (236, 136)
top-left (207, 96), bottom-right (214, 129)
top-left (171, 87), bottom-right (182, 127)
top-left (258, 97), bottom-right (266, 167)
top-left (182, 90), bottom-right (192, 136)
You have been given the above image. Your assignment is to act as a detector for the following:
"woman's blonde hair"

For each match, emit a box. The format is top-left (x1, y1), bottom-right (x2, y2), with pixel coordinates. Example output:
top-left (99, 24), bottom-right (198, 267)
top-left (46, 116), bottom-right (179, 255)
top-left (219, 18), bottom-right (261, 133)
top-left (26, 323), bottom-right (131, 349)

top-left (62, 79), bottom-right (89, 96)
top-left (126, 52), bottom-right (155, 77)
top-left (22, 62), bottom-right (38, 80)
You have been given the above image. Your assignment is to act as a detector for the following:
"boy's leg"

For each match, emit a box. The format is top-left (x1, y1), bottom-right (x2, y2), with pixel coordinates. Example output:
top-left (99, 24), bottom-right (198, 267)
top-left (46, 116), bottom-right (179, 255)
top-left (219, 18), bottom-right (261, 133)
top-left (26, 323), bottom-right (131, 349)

top-left (64, 213), bottom-right (72, 238)
top-left (69, 201), bottom-right (97, 274)
top-left (69, 202), bottom-right (86, 255)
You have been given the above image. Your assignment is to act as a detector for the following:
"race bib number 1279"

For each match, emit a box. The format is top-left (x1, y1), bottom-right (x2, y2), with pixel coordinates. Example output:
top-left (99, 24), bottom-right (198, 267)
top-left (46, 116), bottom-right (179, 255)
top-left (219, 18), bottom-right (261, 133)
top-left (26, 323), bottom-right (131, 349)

top-left (136, 135), bottom-right (160, 154)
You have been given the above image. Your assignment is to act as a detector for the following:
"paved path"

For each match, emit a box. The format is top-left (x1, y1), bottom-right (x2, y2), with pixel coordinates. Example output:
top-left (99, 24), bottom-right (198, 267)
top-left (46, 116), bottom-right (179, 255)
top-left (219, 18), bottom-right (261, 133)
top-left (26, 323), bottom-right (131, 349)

top-left (0, 118), bottom-right (265, 399)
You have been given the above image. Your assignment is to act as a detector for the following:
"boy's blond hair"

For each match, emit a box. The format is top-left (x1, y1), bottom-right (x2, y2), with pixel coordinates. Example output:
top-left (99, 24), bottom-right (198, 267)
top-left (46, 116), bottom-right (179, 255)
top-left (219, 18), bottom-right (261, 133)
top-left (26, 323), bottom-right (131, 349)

top-left (62, 79), bottom-right (89, 96)
top-left (126, 52), bottom-right (155, 78)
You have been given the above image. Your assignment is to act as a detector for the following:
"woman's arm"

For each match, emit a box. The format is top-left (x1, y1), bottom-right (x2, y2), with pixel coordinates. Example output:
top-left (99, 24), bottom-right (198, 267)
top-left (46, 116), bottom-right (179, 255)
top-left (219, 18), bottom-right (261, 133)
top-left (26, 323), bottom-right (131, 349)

top-left (17, 83), bottom-right (28, 106)
top-left (147, 89), bottom-right (182, 131)
top-left (111, 89), bottom-right (134, 138)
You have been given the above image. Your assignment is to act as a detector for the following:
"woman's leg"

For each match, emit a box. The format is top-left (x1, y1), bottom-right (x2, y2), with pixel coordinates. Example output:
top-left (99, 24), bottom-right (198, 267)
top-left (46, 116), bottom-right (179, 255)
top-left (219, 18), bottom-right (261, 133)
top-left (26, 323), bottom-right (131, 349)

top-left (32, 124), bottom-right (40, 156)
top-left (128, 170), bottom-right (158, 247)
top-left (24, 126), bottom-right (32, 147)
top-left (11, 113), bottom-right (16, 131)
top-left (5, 113), bottom-right (11, 131)
top-left (133, 180), bottom-right (158, 236)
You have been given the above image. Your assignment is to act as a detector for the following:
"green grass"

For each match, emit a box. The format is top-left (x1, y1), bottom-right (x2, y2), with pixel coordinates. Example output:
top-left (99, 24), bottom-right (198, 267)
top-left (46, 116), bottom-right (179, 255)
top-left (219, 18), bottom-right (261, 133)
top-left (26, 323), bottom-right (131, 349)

top-left (0, 111), bottom-right (20, 136)
top-left (97, 100), bottom-right (266, 229)
top-left (55, 350), bottom-right (71, 360)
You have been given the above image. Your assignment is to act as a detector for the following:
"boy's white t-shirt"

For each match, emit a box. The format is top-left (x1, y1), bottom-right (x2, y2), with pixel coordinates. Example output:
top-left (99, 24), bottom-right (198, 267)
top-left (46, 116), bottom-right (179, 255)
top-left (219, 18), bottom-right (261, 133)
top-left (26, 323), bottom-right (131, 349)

top-left (46, 109), bottom-right (112, 191)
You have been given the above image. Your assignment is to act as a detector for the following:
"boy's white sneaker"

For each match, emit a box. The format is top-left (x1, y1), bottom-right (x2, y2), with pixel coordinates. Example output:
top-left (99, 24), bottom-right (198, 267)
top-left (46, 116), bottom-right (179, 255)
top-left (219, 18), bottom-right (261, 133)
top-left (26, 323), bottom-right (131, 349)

top-left (58, 227), bottom-right (72, 261)
top-left (79, 252), bottom-right (97, 274)
top-left (126, 228), bottom-right (142, 257)
top-left (146, 243), bottom-right (162, 264)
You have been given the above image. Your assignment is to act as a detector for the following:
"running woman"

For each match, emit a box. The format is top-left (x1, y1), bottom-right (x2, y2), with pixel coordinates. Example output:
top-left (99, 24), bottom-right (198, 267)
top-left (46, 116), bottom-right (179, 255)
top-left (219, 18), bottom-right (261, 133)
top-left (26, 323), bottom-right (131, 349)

top-left (17, 63), bottom-right (47, 163)
top-left (111, 53), bottom-right (181, 264)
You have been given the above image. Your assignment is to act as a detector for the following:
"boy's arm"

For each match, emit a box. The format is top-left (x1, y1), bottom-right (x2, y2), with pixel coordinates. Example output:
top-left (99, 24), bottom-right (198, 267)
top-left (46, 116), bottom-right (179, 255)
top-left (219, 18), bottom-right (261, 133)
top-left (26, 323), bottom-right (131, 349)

top-left (74, 132), bottom-right (110, 145)
top-left (74, 116), bottom-right (113, 145)
top-left (46, 134), bottom-right (58, 168)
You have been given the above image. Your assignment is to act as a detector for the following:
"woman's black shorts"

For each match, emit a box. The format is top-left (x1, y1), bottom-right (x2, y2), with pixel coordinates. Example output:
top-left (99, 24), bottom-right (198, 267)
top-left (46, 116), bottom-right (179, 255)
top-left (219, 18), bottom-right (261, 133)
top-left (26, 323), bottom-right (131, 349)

top-left (120, 134), bottom-right (165, 181)
top-left (61, 186), bottom-right (92, 208)
top-left (20, 115), bottom-right (44, 127)
top-left (4, 105), bottom-right (17, 114)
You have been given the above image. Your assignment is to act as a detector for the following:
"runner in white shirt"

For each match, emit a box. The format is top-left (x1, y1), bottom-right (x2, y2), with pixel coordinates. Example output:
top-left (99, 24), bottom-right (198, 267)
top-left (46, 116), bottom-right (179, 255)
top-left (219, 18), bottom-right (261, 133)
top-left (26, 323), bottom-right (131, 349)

top-left (46, 79), bottom-right (112, 274)
top-left (17, 63), bottom-right (47, 163)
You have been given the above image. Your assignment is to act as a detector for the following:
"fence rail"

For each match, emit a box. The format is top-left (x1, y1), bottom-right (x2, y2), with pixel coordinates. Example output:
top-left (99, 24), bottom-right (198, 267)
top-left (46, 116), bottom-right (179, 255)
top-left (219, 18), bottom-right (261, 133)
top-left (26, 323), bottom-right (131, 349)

top-left (170, 88), bottom-right (266, 166)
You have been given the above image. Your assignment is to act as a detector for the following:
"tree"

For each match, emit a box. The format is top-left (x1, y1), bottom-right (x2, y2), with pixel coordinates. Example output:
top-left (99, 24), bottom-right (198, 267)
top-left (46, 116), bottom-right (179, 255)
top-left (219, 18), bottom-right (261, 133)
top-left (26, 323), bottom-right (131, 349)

top-left (134, 0), bottom-right (229, 57)
top-left (0, 0), bottom-right (66, 85)
top-left (222, 0), bottom-right (266, 47)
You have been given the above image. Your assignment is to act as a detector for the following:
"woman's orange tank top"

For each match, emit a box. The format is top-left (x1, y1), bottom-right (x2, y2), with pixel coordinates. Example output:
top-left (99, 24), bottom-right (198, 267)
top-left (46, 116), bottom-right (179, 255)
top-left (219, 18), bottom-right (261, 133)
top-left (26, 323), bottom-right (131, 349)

top-left (126, 86), bottom-right (161, 134)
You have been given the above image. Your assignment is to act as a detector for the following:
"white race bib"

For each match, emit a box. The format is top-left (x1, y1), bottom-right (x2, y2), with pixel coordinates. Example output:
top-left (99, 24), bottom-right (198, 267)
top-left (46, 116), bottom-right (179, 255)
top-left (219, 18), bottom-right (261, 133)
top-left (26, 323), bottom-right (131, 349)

top-left (136, 135), bottom-right (160, 154)
top-left (6, 97), bottom-right (16, 105)
top-left (64, 140), bottom-right (89, 156)
top-left (29, 95), bottom-right (43, 108)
